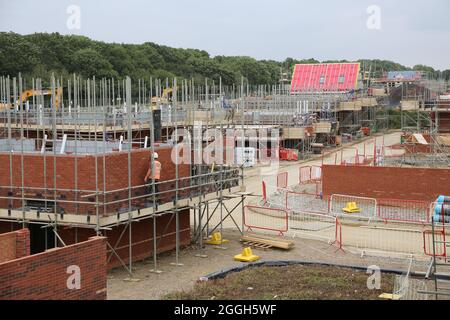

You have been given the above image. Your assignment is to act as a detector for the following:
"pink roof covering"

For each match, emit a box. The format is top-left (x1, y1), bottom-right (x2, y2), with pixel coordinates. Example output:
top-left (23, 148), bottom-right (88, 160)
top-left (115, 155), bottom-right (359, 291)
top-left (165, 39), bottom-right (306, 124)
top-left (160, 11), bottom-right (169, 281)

top-left (291, 63), bottom-right (360, 93)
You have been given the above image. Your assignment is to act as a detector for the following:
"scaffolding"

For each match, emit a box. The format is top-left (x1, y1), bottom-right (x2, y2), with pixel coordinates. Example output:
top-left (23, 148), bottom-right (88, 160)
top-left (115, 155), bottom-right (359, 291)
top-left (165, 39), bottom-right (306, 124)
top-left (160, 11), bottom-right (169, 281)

top-left (398, 79), bottom-right (450, 167)
top-left (0, 69), bottom-right (389, 275)
top-left (0, 74), bottom-right (248, 276)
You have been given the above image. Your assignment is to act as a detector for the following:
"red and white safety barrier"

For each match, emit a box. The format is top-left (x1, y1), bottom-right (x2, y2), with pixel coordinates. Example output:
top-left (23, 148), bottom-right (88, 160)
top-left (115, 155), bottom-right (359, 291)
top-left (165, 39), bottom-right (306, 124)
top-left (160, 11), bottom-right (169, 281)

top-left (423, 229), bottom-right (446, 257)
top-left (262, 181), bottom-right (267, 203)
top-left (333, 218), bottom-right (343, 251)
top-left (330, 194), bottom-right (377, 220)
top-left (377, 198), bottom-right (430, 224)
top-left (341, 221), bottom-right (425, 257)
top-left (285, 191), bottom-right (329, 215)
top-left (244, 205), bottom-right (289, 235)
top-left (277, 172), bottom-right (288, 189)
top-left (260, 176), bottom-right (439, 257)
top-left (288, 211), bottom-right (338, 245)
top-left (299, 166), bottom-right (322, 184)
top-left (263, 183), bottom-right (290, 209)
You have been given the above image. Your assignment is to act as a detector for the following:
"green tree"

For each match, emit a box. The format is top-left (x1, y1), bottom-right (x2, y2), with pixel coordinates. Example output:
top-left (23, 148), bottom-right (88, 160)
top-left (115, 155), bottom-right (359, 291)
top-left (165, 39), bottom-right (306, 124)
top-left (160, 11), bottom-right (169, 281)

top-left (0, 32), bottom-right (40, 76)
top-left (101, 44), bottom-right (134, 75)
top-left (1, 32), bottom-right (447, 86)
top-left (70, 48), bottom-right (118, 78)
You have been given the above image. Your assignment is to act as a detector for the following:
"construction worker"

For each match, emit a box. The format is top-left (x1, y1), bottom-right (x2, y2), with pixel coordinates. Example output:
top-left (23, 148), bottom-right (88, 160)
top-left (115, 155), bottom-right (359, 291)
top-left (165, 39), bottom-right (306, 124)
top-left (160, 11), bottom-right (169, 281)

top-left (145, 152), bottom-right (162, 197)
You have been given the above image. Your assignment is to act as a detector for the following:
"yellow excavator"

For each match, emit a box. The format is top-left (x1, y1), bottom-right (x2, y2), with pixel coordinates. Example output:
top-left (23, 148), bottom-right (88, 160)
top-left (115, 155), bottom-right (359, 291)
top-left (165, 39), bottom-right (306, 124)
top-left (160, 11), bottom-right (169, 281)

top-left (151, 87), bottom-right (175, 108)
top-left (21, 87), bottom-right (63, 109)
top-left (0, 87), bottom-right (63, 110)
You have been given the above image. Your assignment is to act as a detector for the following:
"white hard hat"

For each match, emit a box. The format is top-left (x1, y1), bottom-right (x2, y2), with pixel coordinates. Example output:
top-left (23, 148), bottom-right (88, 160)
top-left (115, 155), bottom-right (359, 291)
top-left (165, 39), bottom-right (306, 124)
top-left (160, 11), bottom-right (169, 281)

top-left (153, 152), bottom-right (159, 159)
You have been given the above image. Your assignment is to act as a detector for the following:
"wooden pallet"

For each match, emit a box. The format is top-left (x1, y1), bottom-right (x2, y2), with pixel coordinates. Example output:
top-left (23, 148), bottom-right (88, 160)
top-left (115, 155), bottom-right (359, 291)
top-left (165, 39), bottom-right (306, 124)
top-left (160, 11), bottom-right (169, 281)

top-left (240, 234), bottom-right (294, 250)
top-left (240, 240), bottom-right (273, 250)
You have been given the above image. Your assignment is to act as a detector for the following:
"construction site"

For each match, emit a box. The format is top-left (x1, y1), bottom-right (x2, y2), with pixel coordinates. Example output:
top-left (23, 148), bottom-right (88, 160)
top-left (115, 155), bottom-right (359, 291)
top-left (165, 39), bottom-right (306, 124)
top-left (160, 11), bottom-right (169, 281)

top-left (1, 62), bottom-right (450, 301)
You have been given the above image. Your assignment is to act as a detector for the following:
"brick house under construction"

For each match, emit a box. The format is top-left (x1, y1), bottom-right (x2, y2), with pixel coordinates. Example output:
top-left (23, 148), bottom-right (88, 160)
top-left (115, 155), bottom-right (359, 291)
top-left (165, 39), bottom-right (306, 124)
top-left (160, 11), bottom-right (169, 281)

top-left (0, 76), bottom-right (244, 273)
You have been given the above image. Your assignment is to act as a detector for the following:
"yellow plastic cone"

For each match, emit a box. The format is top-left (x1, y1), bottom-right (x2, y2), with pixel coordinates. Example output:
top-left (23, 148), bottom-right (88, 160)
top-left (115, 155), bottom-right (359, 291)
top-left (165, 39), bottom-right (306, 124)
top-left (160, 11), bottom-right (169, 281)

top-left (205, 232), bottom-right (229, 245)
top-left (234, 247), bottom-right (260, 262)
top-left (342, 202), bottom-right (360, 213)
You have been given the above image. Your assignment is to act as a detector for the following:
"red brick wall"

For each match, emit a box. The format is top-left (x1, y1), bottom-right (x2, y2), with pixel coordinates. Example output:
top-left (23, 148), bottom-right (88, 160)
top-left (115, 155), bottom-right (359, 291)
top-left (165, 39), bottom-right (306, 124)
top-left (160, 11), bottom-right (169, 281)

top-left (0, 208), bottom-right (191, 271)
top-left (402, 133), bottom-right (433, 154)
top-left (322, 165), bottom-right (450, 201)
top-left (0, 147), bottom-right (190, 215)
top-left (432, 111), bottom-right (450, 133)
top-left (0, 233), bottom-right (15, 263)
top-left (14, 228), bottom-right (30, 259)
top-left (404, 144), bottom-right (433, 154)
top-left (57, 208), bottom-right (191, 269)
top-left (0, 229), bottom-right (29, 263)
top-left (0, 236), bottom-right (107, 300)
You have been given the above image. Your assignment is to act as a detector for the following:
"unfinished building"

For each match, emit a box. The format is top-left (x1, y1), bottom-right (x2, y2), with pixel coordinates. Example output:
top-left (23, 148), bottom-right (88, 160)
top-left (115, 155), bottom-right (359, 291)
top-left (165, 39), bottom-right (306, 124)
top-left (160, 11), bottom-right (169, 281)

top-left (243, 75), bottom-right (450, 298)
top-left (0, 75), bottom-right (244, 277)
top-left (1, 64), bottom-right (449, 300)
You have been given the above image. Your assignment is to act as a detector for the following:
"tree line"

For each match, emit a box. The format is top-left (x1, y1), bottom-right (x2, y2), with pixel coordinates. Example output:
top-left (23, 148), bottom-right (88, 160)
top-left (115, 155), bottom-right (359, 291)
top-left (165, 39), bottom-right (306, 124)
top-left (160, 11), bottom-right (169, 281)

top-left (1, 32), bottom-right (449, 85)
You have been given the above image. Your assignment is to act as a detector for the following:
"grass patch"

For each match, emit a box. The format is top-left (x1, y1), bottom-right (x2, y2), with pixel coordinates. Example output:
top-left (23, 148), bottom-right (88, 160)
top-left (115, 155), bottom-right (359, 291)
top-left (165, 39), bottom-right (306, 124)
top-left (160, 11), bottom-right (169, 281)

top-left (166, 264), bottom-right (394, 300)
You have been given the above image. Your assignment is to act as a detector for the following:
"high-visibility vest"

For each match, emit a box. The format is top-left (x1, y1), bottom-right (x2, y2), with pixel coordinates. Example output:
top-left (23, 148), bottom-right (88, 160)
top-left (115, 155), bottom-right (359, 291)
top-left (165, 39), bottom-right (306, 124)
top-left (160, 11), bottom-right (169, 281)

top-left (152, 161), bottom-right (161, 180)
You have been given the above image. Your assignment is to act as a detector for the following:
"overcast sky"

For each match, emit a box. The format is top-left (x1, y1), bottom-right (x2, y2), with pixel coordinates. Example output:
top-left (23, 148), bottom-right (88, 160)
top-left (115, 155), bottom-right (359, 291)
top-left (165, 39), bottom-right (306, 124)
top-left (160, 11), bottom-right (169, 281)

top-left (1, 0), bottom-right (449, 70)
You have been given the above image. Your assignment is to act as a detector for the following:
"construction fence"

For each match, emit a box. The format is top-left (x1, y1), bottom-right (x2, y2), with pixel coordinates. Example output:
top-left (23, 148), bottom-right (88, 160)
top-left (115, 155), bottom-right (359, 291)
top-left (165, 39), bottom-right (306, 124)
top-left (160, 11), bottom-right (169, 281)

top-left (255, 169), bottom-right (438, 258)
